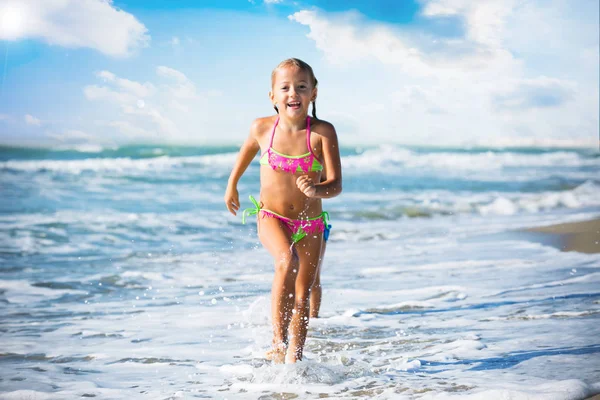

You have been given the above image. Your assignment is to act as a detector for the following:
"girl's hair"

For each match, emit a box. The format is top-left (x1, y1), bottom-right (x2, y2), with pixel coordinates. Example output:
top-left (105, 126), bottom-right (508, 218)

top-left (271, 58), bottom-right (319, 119)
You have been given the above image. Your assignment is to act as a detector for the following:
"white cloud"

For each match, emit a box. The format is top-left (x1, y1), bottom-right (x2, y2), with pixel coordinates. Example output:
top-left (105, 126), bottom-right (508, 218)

top-left (84, 72), bottom-right (155, 107)
top-left (289, 3), bottom-right (598, 145)
top-left (0, 0), bottom-right (149, 57)
top-left (24, 114), bottom-right (42, 126)
top-left (289, 9), bottom-right (518, 77)
top-left (12, 3), bottom-right (594, 147)
top-left (492, 77), bottom-right (576, 111)
top-left (156, 66), bottom-right (189, 83)
top-left (156, 66), bottom-right (198, 100)
top-left (96, 70), bottom-right (155, 98)
top-left (83, 67), bottom-right (208, 142)
top-left (421, 0), bottom-right (516, 47)
top-left (97, 71), bottom-right (116, 81)
top-left (84, 85), bottom-right (138, 105)
top-left (122, 105), bottom-right (179, 137)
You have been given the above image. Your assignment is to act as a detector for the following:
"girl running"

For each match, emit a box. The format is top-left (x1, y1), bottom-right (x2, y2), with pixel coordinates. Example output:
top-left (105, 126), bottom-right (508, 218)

top-left (224, 58), bottom-right (342, 363)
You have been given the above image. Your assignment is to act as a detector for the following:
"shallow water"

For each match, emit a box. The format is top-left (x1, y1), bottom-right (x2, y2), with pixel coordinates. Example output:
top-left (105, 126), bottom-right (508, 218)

top-left (1, 145), bottom-right (599, 399)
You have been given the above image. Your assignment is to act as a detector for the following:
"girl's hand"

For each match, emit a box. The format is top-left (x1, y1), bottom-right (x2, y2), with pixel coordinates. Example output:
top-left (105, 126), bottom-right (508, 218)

top-left (224, 186), bottom-right (240, 215)
top-left (296, 175), bottom-right (317, 198)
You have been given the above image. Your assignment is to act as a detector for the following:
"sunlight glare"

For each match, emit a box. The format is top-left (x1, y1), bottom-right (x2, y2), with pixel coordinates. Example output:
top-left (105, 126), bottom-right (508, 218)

top-left (1, 6), bottom-right (23, 38)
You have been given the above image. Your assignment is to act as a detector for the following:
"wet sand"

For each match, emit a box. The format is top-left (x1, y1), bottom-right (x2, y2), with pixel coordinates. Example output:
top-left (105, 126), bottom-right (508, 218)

top-left (524, 218), bottom-right (600, 254)
top-left (523, 219), bottom-right (600, 400)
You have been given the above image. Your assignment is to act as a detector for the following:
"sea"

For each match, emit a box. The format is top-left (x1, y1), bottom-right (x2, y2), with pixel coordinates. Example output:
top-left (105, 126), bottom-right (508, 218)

top-left (1, 144), bottom-right (599, 399)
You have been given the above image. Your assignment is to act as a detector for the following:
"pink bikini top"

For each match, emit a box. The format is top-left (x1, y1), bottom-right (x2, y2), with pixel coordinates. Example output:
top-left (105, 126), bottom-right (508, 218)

top-left (259, 116), bottom-right (324, 174)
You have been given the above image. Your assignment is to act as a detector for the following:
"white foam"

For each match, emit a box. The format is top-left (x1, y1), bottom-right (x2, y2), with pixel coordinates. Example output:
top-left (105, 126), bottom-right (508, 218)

top-left (373, 300), bottom-right (435, 310)
top-left (340, 181), bottom-right (600, 218)
top-left (343, 146), bottom-right (599, 174)
top-left (0, 391), bottom-right (54, 400)
top-left (420, 379), bottom-right (600, 400)
top-left (493, 272), bottom-right (600, 296)
top-left (388, 358), bottom-right (422, 371)
top-left (241, 296), bottom-right (270, 326)
top-left (234, 359), bottom-right (360, 387)
top-left (2, 146), bottom-right (600, 399)
top-left (479, 197), bottom-right (519, 215)
top-left (486, 310), bottom-right (600, 321)
top-left (0, 279), bottom-right (87, 303)
top-left (360, 266), bottom-right (399, 275)
top-left (470, 136), bottom-right (598, 149)
top-left (0, 152), bottom-right (238, 174)
top-left (423, 339), bottom-right (487, 362)
top-left (0, 387), bottom-right (144, 400)
top-left (53, 144), bottom-right (108, 153)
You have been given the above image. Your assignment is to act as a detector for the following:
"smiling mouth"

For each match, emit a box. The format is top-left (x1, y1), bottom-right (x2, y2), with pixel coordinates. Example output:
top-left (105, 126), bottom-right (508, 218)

top-left (287, 101), bottom-right (301, 109)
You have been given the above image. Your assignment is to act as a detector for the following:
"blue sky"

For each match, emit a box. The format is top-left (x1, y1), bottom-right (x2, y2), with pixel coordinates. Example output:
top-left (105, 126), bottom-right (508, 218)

top-left (0, 0), bottom-right (598, 147)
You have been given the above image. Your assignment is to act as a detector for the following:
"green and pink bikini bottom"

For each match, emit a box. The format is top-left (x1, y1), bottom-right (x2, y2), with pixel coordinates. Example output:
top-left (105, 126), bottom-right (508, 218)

top-left (242, 195), bottom-right (331, 244)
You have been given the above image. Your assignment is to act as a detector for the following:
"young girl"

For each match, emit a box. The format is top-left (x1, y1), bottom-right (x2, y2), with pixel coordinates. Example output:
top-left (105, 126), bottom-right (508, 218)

top-left (224, 58), bottom-right (342, 364)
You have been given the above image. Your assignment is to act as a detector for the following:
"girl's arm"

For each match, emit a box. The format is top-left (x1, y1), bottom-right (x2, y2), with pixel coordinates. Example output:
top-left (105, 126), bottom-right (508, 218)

top-left (224, 121), bottom-right (261, 215)
top-left (297, 121), bottom-right (342, 199)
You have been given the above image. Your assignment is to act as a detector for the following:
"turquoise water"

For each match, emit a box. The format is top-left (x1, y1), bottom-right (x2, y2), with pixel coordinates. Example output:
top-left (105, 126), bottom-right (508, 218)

top-left (1, 144), bottom-right (599, 399)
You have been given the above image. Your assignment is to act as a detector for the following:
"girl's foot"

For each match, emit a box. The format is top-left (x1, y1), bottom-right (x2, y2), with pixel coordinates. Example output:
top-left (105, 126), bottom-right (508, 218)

top-left (265, 343), bottom-right (287, 364)
top-left (285, 346), bottom-right (301, 364)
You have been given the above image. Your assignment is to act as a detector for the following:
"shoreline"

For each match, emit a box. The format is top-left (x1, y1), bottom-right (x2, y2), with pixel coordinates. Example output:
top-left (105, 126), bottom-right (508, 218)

top-left (522, 218), bottom-right (600, 254)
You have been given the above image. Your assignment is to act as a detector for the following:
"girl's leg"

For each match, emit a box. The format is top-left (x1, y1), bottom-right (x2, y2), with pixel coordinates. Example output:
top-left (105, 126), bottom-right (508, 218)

top-left (309, 240), bottom-right (326, 318)
top-left (286, 232), bottom-right (323, 363)
top-left (257, 216), bottom-right (297, 363)
top-left (310, 172), bottom-right (328, 319)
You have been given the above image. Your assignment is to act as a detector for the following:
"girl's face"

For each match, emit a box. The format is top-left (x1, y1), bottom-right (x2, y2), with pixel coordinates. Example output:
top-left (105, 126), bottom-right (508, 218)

top-left (270, 66), bottom-right (317, 119)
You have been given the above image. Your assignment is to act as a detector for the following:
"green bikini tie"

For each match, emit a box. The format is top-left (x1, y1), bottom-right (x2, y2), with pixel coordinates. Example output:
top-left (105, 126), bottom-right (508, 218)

top-left (291, 229), bottom-right (307, 243)
top-left (242, 195), bottom-right (261, 224)
top-left (291, 211), bottom-right (329, 243)
top-left (242, 194), bottom-right (329, 244)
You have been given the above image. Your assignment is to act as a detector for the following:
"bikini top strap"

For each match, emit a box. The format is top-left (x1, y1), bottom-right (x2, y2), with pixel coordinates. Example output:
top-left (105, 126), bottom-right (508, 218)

top-left (306, 116), bottom-right (323, 163)
top-left (269, 117), bottom-right (280, 149)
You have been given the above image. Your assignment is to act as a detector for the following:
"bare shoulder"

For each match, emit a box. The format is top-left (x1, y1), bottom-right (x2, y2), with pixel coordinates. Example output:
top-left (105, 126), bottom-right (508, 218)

top-left (250, 115), bottom-right (278, 140)
top-left (311, 118), bottom-right (337, 140)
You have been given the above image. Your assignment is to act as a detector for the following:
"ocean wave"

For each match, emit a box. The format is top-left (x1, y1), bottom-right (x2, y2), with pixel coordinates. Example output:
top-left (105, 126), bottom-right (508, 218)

top-left (0, 153), bottom-right (239, 174)
top-left (52, 144), bottom-right (109, 153)
top-left (0, 279), bottom-right (88, 304)
top-left (484, 310), bottom-right (600, 321)
top-left (0, 144), bottom-right (239, 159)
top-left (338, 180), bottom-right (600, 220)
top-left (3, 145), bottom-right (597, 177)
top-left (343, 145), bottom-right (599, 173)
